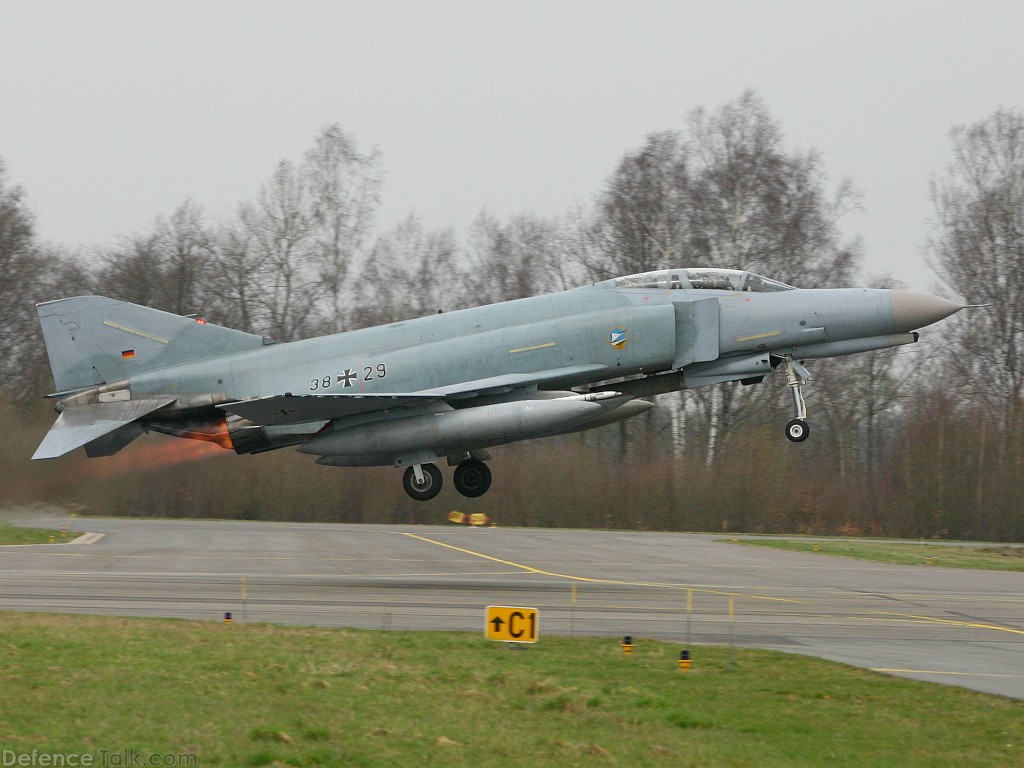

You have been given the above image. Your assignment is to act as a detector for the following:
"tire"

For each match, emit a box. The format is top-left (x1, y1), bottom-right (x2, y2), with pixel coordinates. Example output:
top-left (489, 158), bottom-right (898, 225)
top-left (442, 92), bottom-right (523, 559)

top-left (402, 463), bottom-right (443, 501)
top-left (785, 419), bottom-right (810, 443)
top-left (453, 459), bottom-right (492, 498)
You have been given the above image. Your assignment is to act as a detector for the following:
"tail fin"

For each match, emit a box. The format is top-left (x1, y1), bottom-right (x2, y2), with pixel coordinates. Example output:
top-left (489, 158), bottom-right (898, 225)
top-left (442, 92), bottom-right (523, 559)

top-left (37, 296), bottom-right (269, 393)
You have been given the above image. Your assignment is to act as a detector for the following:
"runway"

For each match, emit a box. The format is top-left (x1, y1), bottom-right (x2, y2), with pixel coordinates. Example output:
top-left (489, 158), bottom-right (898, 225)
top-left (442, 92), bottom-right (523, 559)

top-left (2, 513), bottom-right (1022, 699)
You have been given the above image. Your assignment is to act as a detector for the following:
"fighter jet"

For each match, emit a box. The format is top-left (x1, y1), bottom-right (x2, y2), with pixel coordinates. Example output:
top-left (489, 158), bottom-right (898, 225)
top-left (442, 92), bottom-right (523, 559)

top-left (32, 267), bottom-right (962, 500)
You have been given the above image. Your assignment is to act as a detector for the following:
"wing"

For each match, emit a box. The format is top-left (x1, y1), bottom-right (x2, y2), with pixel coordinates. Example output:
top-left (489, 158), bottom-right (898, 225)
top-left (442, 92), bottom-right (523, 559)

top-left (218, 393), bottom-right (442, 427)
top-left (32, 396), bottom-right (177, 459)
top-left (218, 364), bottom-right (610, 427)
top-left (420, 364), bottom-right (608, 400)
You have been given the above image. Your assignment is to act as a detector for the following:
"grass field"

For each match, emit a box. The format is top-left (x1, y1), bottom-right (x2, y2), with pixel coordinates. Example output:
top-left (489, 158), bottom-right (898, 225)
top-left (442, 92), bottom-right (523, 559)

top-left (0, 523), bottom-right (79, 545)
top-left (1, 613), bottom-right (1021, 767)
top-left (733, 538), bottom-right (1024, 571)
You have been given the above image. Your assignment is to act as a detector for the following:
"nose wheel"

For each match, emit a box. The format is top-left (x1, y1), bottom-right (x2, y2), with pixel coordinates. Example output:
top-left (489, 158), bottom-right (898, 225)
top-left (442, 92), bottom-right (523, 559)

top-left (782, 355), bottom-right (811, 443)
top-left (785, 418), bottom-right (809, 442)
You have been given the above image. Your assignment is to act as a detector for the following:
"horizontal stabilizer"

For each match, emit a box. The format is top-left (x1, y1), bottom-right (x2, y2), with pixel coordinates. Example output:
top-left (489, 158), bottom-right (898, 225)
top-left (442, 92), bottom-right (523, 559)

top-left (32, 396), bottom-right (176, 459)
top-left (84, 422), bottom-right (145, 457)
top-left (219, 393), bottom-right (442, 426)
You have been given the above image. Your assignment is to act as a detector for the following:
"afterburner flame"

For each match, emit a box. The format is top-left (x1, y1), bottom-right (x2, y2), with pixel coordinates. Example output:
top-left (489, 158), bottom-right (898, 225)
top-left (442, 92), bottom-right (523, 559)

top-left (70, 435), bottom-right (226, 481)
top-left (145, 418), bottom-right (236, 450)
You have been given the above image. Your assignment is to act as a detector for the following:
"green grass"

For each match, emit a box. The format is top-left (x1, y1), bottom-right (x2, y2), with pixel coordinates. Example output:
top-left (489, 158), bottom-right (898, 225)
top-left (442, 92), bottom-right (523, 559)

top-left (1, 613), bottom-right (1022, 767)
top-left (734, 538), bottom-right (1024, 570)
top-left (0, 523), bottom-right (80, 545)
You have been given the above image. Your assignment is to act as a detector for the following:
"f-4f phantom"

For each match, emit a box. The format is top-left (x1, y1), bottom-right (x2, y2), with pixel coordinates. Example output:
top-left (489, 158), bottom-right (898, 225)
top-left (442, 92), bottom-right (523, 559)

top-left (33, 268), bottom-right (963, 501)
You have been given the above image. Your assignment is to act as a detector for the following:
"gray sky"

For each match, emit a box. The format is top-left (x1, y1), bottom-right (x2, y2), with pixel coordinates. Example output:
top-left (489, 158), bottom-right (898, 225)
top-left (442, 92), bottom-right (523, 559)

top-left (1, 0), bottom-right (1021, 291)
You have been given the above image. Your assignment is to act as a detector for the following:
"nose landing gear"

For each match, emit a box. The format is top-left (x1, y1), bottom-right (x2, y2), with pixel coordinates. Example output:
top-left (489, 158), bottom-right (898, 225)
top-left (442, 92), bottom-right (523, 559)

top-left (785, 418), bottom-right (809, 442)
top-left (782, 354), bottom-right (811, 443)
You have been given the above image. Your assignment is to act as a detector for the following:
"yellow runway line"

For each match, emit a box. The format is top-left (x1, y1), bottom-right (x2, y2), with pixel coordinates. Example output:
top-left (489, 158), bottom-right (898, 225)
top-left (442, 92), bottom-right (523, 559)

top-left (399, 532), bottom-right (805, 604)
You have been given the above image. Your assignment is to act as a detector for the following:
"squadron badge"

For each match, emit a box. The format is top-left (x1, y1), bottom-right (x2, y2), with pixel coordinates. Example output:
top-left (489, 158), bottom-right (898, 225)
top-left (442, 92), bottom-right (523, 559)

top-left (609, 327), bottom-right (628, 349)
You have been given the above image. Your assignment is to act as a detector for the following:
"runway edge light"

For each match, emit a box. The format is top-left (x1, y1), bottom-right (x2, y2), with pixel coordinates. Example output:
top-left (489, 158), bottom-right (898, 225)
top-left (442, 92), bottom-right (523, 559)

top-left (622, 636), bottom-right (633, 656)
top-left (224, 612), bottom-right (232, 624)
top-left (679, 649), bottom-right (692, 672)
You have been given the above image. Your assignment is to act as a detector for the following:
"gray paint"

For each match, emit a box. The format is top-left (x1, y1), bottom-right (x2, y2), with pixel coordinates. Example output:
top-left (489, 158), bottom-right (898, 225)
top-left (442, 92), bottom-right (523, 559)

top-left (32, 268), bottom-right (963, 497)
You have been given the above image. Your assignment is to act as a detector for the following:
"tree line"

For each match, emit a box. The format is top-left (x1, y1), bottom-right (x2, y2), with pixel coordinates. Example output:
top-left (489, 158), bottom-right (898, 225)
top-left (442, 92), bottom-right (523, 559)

top-left (2, 91), bottom-right (1022, 541)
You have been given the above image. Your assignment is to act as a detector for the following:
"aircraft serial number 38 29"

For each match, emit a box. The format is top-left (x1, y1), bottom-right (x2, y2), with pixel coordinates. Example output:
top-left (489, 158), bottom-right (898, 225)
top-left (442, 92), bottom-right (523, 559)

top-left (33, 268), bottom-right (962, 501)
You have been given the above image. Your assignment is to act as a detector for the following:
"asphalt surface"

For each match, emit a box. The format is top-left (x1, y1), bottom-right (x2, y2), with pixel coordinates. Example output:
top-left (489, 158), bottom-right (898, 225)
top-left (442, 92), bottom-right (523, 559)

top-left (2, 511), bottom-right (1022, 699)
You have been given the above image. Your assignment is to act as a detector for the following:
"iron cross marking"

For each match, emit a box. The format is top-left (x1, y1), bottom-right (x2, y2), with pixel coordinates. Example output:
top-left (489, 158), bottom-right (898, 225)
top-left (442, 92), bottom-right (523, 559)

top-left (337, 369), bottom-right (358, 387)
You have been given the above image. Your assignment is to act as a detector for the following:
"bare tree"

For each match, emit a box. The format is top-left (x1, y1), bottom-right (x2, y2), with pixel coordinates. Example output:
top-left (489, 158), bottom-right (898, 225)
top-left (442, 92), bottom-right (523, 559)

top-left (352, 213), bottom-right (460, 327)
top-left (93, 231), bottom-right (167, 309)
top-left (927, 107), bottom-right (1024, 434)
top-left (91, 199), bottom-right (214, 318)
top-left (544, 207), bottom-right (590, 292)
top-left (462, 210), bottom-right (565, 304)
top-left (585, 92), bottom-right (862, 465)
top-left (205, 216), bottom-right (263, 333)
top-left (689, 93), bottom-right (859, 464)
top-left (805, 275), bottom-right (915, 499)
top-left (304, 123), bottom-right (384, 333)
top-left (0, 160), bottom-right (50, 398)
top-left (688, 91), bottom-right (860, 287)
top-left (239, 159), bottom-right (322, 341)
top-left (158, 200), bottom-right (215, 315)
top-left (584, 131), bottom-right (692, 279)
top-left (584, 93), bottom-right (859, 288)
top-left (0, 160), bottom-right (99, 398)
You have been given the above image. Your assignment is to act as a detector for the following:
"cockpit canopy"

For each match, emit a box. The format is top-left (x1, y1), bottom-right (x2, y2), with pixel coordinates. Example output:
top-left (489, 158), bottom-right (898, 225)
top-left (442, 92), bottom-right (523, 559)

top-left (608, 268), bottom-right (796, 292)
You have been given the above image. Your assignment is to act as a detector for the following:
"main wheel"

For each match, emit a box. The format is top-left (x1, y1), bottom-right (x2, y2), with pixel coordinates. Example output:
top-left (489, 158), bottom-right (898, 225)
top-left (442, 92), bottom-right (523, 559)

top-left (402, 464), bottom-right (443, 501)
top-left (785, 418), bottom-right (810, 443)
top-left (453, 459), bottom-right (492, 498)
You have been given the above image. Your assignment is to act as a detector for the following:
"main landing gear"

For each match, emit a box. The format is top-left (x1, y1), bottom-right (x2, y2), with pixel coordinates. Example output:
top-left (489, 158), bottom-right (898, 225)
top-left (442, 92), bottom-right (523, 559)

top-left (453, 458), bottom-right (492, 498)
top-left (402, 459), bottom-right (493, 501)
top-left (402, 463), bottom-right (443, 501)
top-left (781, 354), bottom-right (811, 443)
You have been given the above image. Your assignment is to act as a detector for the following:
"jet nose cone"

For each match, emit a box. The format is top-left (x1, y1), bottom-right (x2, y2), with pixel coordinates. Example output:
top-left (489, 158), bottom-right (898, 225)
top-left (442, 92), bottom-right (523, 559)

top-left (890, 290), bottom-right (963, 332)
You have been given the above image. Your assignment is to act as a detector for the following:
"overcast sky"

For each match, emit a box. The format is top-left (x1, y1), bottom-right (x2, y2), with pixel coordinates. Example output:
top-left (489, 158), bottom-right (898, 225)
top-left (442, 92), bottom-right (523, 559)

top-left (1, 0), bottom-right (1021, 291)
